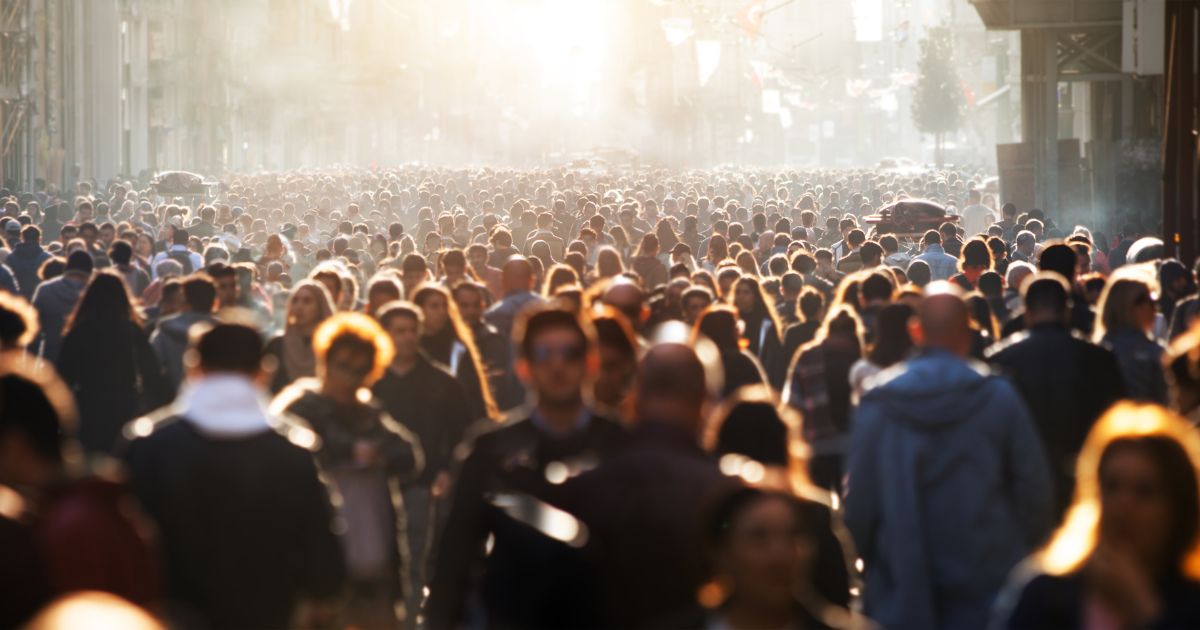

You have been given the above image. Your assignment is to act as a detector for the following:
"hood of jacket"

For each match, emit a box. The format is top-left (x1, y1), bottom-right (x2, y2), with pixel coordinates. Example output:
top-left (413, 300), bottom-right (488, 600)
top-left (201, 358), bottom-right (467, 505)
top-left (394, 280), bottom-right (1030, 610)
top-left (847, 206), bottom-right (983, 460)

top-left (864, 349), bottom-right (995, 430)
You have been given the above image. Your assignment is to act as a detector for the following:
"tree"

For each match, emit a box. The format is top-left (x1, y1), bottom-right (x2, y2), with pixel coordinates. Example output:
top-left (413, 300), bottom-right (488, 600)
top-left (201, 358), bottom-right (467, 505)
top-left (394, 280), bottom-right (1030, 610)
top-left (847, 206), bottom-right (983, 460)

top-left (912, 26), bottom-right (966, 167)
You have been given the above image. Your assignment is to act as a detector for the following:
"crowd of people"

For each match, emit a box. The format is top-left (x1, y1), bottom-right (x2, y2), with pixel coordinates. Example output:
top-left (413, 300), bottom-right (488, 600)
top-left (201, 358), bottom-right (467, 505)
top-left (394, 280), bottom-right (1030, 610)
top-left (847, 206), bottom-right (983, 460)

top-left (1, 165), bottom-right (1199, 629)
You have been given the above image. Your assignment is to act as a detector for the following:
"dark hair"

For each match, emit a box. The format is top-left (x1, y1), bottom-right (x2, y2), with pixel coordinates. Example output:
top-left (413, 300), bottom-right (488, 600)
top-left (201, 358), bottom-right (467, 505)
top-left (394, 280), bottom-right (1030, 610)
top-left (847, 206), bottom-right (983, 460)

top-left (515, 306), bottom-right (592, 359)
top-left (1024, 274), bottom-right (1070, 316)
top-left (695, 306), bottom-right (742, 350)
top-left (172, 228), bottom-right (190, 246)
top-left (20, 224), bottom-right (40, 244)
top-left (0, 373), bottom-right (64, 462)
top-left (710, 399), bottom-right (789, 466)
top-left (906, 260), bottom-right (931, 287)
top-left (861, 271), bottom-right (895, 303)
top-left (402, 253), bottom-right (428, 274)
top-left (0, 292), bottom-right (37, 349)
top-left (63, 271), bottom-right (141, 335)
top-left (108, 240), bottom-right (133, 266)
top-left (978, 271), bottom-right (1004, 297)
top-left (790, 251), bottom-right (816, 275)
top-left (860, 241), bottom-right (884, 265)
top-left (181, 275), bottom-right (217, 313)
top-left (65, 250), bottom-right (94, 274)
top-left (879, 234), bottom-right (898, 253)
top-left (960, 237), bottom-right (993, 271)
top-left (922, 229), bottom-right (942, 246)
top-left (1039, 244), bottom-right (1078, 280)
top-left (846, 229), bottom-right (866, 248)
top-left (593, 312), bottom-right (638, 361)
top-left (798, 287), bottom-right (825, 321)
top-left (195, 323), bottom-right (262, 374)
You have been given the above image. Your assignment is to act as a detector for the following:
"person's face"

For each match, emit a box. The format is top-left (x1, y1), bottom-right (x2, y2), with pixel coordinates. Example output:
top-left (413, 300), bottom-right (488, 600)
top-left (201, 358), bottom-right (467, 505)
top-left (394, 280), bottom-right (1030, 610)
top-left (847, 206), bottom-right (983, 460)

top-left (216, 276), bottom-right (239, 307)
top-left (402, 271), bottom-right (424, 294)
top-left (525, 328), bottom-right (589, 406)
top-left (594, 344), bottom-right (635, 408)
top-left (60, 228), bottom-right (77, 243)
top-left (683, 296), bottom-right (711, 324)
top-left (1098, 445), bottom-right (1174, 566)
top-left (80, 228), bottom-right (97, 244)
top-left (420, 294), bottom-right (449, 335)
top-left (1133, 290), bottom-right (1157, 332)
top-left (136, 236), bottom-right (152, 256)
top-left (385, 315), bottom-right (421, 363)
top-left (469, 250), bottom-right (487, 269)
top-left (77, 206), bottom-right (93, 221)
top-left (444, 261), bottom-right (465, 279)
top-left (322, 347), bottom-right (374, 398)
top-left (99, 226), bottom-right (115, 244)
top-left (717, 496), bottom-right (815, 612)
top-left (1018, 240), bottom-right (1035, 255)
top-left (289, 289), bottom-right (322, 328)
top-left (734, 283), bottom-right (757, 312)
top-left (454, 289), bottom-right (483, 325)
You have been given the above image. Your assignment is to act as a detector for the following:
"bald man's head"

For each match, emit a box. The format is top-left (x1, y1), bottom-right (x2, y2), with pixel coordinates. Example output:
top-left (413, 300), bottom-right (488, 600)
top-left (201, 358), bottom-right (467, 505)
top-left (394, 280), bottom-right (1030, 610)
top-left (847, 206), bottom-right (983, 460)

top-left (635, 343), bottom-right (708, 436)
top-left (917, 283), bottom-right (971, 356)
top-left (501, 256), bottom-right (535, 295)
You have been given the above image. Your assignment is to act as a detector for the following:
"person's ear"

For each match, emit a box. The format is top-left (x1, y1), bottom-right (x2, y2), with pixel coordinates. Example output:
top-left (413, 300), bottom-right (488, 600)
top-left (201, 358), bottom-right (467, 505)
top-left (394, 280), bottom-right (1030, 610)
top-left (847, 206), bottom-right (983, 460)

top-left (908, 317), bottom-right (925, 347)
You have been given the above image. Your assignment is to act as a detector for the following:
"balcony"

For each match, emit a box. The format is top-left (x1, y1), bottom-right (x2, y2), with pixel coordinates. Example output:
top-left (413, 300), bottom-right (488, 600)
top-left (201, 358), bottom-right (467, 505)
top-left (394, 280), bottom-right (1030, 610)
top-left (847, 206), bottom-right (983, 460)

top-left (970, 0), bottom-right (1123, 29)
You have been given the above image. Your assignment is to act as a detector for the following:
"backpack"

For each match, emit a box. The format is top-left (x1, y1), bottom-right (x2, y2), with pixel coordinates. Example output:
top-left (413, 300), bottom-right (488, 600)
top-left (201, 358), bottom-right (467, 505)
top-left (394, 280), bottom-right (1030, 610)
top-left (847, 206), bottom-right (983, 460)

top-left (166, 249), bottom-right (194, 274)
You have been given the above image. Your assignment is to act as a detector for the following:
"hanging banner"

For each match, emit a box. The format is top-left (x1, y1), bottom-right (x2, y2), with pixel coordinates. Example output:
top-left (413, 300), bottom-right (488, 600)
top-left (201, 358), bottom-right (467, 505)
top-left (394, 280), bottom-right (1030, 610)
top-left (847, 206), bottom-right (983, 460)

top-left (661, 17), bottom-right (694, 46)
top-left (696, 40), bottom-right (722, 86)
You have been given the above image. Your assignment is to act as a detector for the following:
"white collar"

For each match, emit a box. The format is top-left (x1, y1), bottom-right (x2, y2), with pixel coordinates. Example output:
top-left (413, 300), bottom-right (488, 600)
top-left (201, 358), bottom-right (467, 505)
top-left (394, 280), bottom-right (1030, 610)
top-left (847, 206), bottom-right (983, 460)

top-left (176, 374), bottom-right (273, 438)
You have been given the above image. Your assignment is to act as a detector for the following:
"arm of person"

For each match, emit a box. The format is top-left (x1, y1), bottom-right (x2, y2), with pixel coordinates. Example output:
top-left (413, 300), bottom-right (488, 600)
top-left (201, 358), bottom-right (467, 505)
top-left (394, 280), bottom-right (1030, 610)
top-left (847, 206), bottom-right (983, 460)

top-left (424, 444), bottom-right (492, 627)
top-left (842, 397), bottom-right (883, 565)
top-left (375, 411), bottom-right (425, 481)
top-left (997, 380), bottom-right (1055, 547)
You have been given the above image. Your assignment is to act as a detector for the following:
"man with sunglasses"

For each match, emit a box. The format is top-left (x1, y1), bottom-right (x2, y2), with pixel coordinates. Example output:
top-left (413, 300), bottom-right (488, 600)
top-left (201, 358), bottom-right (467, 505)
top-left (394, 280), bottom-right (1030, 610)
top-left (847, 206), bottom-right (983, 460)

top-left (426, 305), bottom-right (626, 628)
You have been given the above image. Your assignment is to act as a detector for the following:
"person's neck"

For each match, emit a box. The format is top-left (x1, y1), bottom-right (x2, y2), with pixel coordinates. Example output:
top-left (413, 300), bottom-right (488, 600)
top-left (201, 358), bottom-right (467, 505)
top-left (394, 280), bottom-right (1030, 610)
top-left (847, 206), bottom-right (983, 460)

top-left (391, 353), bottom-right (419, 376)
top-left (536, 396), bottom-right (585, 434)
top-left (320, 381), bottom-right (357, 405)
top-left (723, 598), bottom-right (798, 630)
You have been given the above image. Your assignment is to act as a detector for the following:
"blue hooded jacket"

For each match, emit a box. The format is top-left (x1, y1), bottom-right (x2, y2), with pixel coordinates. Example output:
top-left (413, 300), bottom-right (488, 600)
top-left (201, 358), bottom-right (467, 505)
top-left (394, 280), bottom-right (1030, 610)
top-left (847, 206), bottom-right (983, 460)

top-left (844, 350), bottom-right (1054, 630)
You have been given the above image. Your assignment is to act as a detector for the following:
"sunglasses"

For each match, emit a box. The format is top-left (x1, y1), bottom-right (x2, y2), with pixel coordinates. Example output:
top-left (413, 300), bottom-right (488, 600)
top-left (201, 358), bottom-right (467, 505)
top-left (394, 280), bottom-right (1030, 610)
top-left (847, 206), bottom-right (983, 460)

top-left (530, 344), bottom-right (587, 365)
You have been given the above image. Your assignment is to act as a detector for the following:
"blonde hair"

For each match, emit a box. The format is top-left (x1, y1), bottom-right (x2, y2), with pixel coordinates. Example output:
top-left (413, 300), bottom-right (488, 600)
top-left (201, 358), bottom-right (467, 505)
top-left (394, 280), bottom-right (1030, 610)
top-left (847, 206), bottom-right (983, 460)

top-left (312, 312), bottom-right (394, 385)
top-left (1038, 402), bottom-right (1200, 578)
top-left (1094, 268), bottom-right (1157, 342)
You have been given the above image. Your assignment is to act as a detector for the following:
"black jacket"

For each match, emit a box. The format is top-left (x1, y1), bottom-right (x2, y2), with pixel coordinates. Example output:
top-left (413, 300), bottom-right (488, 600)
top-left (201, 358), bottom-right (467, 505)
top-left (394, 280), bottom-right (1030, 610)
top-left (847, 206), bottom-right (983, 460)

top-left (986, 324), bottom-right (1126, 513)
top-left (542, 422), bottom-right (742, 628)
top-left (274, 382), bottom-right (424, 607)
top-left (57, 319), bottom-right (170, 454)
top-left (372, 355), bottom-right (475, 486)
top-left (122, 411), bottom-right (344, 629)
top-left (425, 413), bottom-right (627, 628)
top-left (999, 568), bottom-right (1200, 629)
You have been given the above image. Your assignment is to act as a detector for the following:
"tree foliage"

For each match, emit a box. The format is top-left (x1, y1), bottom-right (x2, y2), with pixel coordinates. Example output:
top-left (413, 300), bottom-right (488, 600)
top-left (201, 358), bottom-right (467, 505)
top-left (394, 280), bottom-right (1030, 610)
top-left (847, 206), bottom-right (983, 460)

top-left (912, 26), bottom-right (965, 137)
